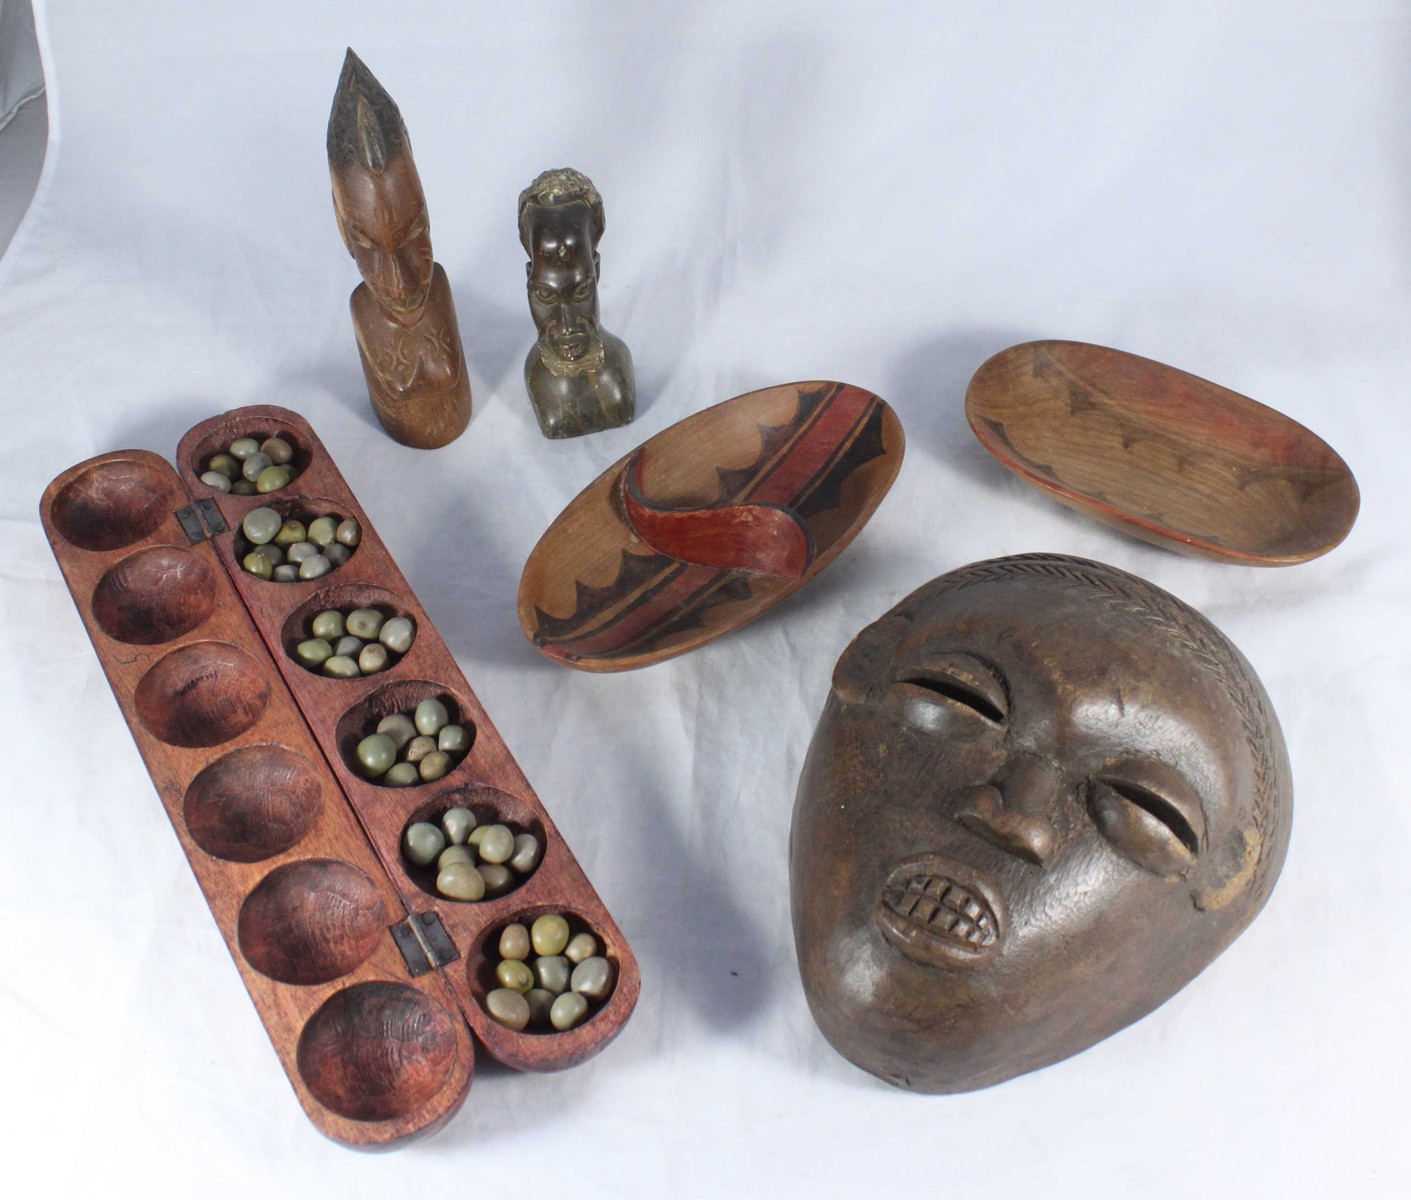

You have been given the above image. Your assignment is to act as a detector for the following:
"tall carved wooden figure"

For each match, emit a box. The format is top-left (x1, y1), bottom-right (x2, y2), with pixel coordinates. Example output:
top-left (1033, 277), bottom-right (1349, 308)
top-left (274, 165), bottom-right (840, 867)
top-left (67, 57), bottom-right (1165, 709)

top-left (519, 169), bottom-right (635, 439)
top-left (328, 49), bottom-right (471, 449)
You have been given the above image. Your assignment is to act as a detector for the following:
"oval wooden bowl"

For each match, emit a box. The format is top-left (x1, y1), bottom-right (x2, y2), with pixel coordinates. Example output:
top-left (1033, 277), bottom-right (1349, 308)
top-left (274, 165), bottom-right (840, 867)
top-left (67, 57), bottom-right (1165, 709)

top-left (519, 381), bottom-right (905, 671)
top-left (965, 341), bottom-right (1359, 565)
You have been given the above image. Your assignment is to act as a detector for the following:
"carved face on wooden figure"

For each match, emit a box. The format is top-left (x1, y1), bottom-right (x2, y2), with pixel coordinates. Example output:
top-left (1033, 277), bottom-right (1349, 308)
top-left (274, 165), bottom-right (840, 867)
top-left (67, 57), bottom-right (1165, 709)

top-left (519, 170), bottom-right (604, 371)
top-left (328, 50), bottom-right (434, 316)
top-left (790, 554), bottom-right (1292, 1092)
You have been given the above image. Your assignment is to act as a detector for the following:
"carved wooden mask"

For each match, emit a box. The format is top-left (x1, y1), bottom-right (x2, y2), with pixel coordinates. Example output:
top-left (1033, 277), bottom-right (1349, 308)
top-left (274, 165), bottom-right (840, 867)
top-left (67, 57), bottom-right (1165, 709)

top-left (790, 554), bottom-right (1293, 1092)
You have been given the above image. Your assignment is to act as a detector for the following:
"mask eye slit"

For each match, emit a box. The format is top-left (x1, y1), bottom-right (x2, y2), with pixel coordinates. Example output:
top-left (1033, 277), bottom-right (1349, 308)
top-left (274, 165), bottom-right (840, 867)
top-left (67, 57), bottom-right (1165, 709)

top-left (1102, 780), bottom-right (1200, 856)
top-left (896, 673), bottom-right (1005, 723)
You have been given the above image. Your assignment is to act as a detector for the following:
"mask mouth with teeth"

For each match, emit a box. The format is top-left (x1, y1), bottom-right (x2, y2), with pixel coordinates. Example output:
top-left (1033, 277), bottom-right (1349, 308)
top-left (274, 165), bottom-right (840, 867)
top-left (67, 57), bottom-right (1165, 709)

top-left (789, 554), bottom-right (1292, 1093)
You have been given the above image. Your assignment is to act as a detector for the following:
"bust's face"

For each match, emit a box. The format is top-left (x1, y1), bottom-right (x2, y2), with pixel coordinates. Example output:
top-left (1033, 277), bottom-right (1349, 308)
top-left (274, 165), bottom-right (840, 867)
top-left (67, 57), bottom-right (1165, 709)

top-left (525, 201), bottom-right (601, 364)
top-left (790, 559), bottom-right (1290, 1092)
top-left (333, 156), bottom-right (434, 313)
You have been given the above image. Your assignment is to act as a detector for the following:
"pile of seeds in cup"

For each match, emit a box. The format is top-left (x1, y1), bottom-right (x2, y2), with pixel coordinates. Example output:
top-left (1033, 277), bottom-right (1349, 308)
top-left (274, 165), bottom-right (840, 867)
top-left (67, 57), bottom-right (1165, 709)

top-left (402, 806), bottom-right (543, 901)
top-left (200, 435), bottom-right (297, 495)
top-left (355, 698), bottom-right (470, 786)
top-left (294, 607), bottom-right (416, 678)
top-left (240, 506), bottom-right (360, 582)
top-left (484, 914), bottom-right (614, 1033)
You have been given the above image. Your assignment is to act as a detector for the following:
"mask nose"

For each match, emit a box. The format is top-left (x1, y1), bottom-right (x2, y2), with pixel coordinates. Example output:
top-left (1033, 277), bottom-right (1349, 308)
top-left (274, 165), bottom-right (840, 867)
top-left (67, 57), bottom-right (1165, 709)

top-left (956, 754), bottom-right (1059, 866)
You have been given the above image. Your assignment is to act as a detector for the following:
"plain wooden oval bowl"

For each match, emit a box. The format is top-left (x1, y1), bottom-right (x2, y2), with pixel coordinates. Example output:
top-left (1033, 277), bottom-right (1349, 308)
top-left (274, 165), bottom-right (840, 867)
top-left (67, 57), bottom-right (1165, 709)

top-left (519, 381), bottom-right (905, 671)
top-left (965, 341), bottom-right (1359, 565)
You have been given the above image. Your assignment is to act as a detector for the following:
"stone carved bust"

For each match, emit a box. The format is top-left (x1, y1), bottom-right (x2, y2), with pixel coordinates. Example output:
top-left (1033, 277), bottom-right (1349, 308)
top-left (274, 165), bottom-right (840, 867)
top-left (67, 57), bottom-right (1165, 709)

top-left (518, 169), bottom-right (635, 439)
top-left (328, 49), bottom-right (471, 448)
top-left (790, 554), bottom-right (1293, 1092)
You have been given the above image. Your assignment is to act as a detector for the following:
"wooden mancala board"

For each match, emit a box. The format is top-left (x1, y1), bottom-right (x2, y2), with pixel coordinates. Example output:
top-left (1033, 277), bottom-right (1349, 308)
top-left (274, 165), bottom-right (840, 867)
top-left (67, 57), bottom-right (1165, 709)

top-left (39, 405), bottom-right (639, 1147)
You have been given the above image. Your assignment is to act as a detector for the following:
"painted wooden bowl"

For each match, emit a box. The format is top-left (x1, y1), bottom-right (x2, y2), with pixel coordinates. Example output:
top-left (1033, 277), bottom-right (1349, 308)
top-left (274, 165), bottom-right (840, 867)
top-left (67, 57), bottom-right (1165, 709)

top-left (519, 381), bottom-right (905, 670)
top-left (965, 341), bottom-right (1359, 565)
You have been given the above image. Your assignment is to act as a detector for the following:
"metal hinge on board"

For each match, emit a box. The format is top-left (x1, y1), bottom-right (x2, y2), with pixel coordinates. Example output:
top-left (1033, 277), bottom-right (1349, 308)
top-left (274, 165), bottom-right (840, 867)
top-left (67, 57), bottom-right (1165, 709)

top-left (391, 911), bottom-right (461, 977)
top-left (174, 499), bottom-right (229, 543)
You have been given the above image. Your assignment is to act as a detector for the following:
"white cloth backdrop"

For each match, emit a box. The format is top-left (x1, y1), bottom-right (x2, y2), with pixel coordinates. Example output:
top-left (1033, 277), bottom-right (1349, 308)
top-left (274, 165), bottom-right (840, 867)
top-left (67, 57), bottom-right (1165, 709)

top-left (0, 0), bottom-right (42, 131)
top-left (1, 2), bottom-right (1406, 1196)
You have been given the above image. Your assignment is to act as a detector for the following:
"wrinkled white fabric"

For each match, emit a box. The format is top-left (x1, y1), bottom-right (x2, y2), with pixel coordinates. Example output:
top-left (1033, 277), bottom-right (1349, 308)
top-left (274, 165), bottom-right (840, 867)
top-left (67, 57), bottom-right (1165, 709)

top-left (0, 0), bottom-right (43, 132)
top-left (1, 2), bottom-right (1406, 1196)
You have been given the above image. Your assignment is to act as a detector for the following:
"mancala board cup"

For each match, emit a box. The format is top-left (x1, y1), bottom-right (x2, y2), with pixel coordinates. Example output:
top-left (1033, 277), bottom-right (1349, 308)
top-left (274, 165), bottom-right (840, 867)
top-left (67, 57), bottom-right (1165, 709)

top-left (964, 340), bottom-right (1359, 565)
top-left (518, 380), bottom-right (906, 671)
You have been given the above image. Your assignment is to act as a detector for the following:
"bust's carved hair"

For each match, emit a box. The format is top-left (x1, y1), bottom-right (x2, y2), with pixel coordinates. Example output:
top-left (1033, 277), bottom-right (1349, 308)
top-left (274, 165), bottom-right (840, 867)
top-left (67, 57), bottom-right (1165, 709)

top-left (518, 168), bottom-right (605, 253)
top-left (327, 48), bottom-right (410, 174)
top-left (893, 554), bottom-right (1291, 902)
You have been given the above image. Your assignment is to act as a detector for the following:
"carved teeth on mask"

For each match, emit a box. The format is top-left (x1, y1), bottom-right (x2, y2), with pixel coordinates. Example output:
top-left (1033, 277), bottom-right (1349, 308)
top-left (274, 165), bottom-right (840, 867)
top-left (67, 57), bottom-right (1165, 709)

top-left (881, 875), bottom-right (998, 950)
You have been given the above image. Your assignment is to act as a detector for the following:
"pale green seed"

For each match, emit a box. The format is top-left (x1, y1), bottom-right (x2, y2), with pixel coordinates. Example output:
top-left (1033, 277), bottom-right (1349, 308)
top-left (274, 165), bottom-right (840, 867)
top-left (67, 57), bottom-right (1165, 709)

top-left (298, 554), bottom-right (332, 580)
top-left (324, 543), bottom-right (352, 567)
top-left (228, 437), bottom-right (260, 461)
top-left (272, 563), bottom-right (299, 581)
top-left (570, 956), bottom-right (613, 1000)
top-left (531, 914), bottom-right (571, 957)
top-left (295, 637), bottom-right (333, 667)
top-left (485, 988), bottom-right (530, 1031)
top-left (437, 845), bottom-right (475, 869)
top-left (274, 519), bottom-right (306, 547)
top-left (438, 724), bottom-right (470, 754)
top-left (321, 655), bottom-right (359, 678)
top-left (415, 698), bottom-right (448, 736)
top-left (241, 451), bottom-right (272, 482)
top-left (346, 608), bottom-right (383, 639)
top-left (499, 923), bottom-right (531, 961)
top-left (549, 991), bottom-right (589, 1031)
top-left (356, 733), bottom-right (396, 777)
top-left (564, 932), bottom-right (598, 964)
top-left (478, 863), bottom-right (514, 895)
top-left (436, 862), bottom-right (484, 901)
top-left (379, 617), bottom-right (415, 653)
top-left (477, 824), bottom-right (514, 864)
top-left (333, 635), bottom-right (363, 657)
top-left (311, 610), bottom-right (344, 640)
top-left (231, 480), bottom-right (257, 495)
top-left (242, 551), bottom-right (273, 580)
top-left (376, 713), bottom-right (417, 749)
top-left (383, 762), bottom-right (420, 787)
top-left (256, 465), bottom-right (291, 493)
top-left (200, 470), bottom-right (232, 492)
top-left (251, 542), bottom-right (283, 565)
top-left (442, 807), bottom-right (476, 844)
top-left (308, 516), bottom-right (337, 547)
top-left (241, 506), bottom-right (281, 544)
top-left (358, 643), bottom-right (389, 674)
top-left (260, 436), bottom-right (293, 465)
top-left (403, 822), bottom-right (445, 866)
top-left (535, 955), bottom-right (571, 995)
top-left (207, 453), bottom-right (240, 479)
top-left (509, 833), bottom-right (542, 875)
top-left (404, 735), bottom-right (437, 765)
top-left (524, 988), bottom-right (555, 1027)
top-left (418, 751), bottom-right (453, 783)
top-left (286, 542), bottom-right (318, 563)
top-left (496, 959), bottom-right (534, 992)
top-left (467, 825), bottom-right (490, 846)
top-left (335, 518), bottom-right (361, 547)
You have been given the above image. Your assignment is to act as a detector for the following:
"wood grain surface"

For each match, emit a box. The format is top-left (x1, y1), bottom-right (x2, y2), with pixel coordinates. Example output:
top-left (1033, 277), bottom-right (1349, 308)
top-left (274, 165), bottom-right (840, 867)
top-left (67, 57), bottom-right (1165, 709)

top-left (965, 340), bottom-right (1359, 565)
top-left (519, 381), bottom-right (905, 670)
top-left (40, 409), bottom-right (641, 1146)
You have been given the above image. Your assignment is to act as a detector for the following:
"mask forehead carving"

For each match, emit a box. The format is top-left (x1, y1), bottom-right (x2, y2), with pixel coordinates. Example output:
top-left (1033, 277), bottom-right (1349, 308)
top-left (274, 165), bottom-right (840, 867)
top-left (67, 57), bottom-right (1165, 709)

top-left (791, 554), bottom-right (1292, 1093)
